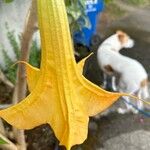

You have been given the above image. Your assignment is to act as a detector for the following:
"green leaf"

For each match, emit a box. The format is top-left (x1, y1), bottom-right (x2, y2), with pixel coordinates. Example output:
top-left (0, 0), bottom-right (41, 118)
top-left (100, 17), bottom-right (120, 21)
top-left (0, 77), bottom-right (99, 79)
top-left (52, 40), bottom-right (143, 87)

top-left (5, 23), bottom-right (20, 59)
top-left (104, 0), bottom-right (113, 4)
top-left (0, 137), bottom-right (7, 144)
top-left (3, 0), bottom-right (14, 3)
top-left (65, 0), bottom-right (89, 35)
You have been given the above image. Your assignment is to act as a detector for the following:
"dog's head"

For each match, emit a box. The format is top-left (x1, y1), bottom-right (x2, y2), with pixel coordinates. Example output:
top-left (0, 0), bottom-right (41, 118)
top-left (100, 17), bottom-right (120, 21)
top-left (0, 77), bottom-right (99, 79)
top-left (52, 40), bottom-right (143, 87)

top-left (116, 30), bottom-right (134, 49)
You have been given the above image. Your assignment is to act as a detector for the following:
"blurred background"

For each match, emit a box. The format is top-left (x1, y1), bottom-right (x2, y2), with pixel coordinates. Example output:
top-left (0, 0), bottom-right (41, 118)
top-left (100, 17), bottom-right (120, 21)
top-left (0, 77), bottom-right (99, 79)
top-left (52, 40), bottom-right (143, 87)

top-left (0, 0), bottom-right (150, 150)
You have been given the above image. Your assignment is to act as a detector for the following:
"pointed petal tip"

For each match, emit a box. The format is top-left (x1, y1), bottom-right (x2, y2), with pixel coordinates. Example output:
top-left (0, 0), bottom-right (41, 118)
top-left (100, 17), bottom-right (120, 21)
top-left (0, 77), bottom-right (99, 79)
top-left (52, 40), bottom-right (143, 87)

top-left (121, 93), bottom-right (150, 106)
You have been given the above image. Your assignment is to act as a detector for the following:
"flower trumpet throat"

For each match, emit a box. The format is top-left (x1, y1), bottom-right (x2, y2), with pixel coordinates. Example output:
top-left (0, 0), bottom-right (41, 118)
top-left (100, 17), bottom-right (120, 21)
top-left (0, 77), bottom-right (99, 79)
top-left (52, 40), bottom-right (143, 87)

top-left (0, 0), bottom-right (147, 150)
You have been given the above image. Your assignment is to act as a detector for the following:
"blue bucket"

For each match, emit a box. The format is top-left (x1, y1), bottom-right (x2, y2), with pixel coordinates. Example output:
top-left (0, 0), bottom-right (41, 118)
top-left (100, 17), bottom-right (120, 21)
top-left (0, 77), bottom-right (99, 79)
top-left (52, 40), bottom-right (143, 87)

top-left (73, 0), bottom-right (104, 48)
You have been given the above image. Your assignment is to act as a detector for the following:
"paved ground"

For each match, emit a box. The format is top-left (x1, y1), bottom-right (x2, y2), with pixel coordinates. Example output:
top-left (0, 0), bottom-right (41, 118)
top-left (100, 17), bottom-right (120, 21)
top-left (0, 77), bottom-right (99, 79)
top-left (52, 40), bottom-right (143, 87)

top-left (75, 110), bottom-right (150, 150)
top-left (98, 130), bottom-right (150, 150)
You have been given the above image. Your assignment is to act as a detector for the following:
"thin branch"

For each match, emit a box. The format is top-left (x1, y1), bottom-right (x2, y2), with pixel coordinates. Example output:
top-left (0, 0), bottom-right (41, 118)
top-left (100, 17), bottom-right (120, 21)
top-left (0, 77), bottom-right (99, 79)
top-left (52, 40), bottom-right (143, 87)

top-left (0, 133), bottom-right (17, 150)
top-left (12, 0), bottom-right (38, 150)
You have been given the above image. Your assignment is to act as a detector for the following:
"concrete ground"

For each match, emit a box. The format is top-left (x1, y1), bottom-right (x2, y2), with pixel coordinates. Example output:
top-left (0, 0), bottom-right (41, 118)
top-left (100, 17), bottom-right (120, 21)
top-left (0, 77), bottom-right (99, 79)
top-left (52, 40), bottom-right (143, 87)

top-left (75, 110), bottom-right (150, 150)
top-left (98, 130), bottom-right (150, 150)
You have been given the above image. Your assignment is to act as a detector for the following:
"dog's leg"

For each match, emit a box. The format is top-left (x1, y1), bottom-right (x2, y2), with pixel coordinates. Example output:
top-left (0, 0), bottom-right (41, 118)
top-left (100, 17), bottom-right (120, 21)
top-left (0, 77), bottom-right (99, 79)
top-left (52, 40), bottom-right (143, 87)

top-left (112, 76), bottom-right (117, 91)
top-left (137, 89), bottom-right (144, 110)
top-left (117, 96), bottom-right (133, 114)
top-left (102, 73), bottom-right (107, 89)
top-left (117, 107), bottom-right (128, 114)
top-left (117, 83), bottom-right (138, 114)
top-left (125, 96), bottom-right (138, 114)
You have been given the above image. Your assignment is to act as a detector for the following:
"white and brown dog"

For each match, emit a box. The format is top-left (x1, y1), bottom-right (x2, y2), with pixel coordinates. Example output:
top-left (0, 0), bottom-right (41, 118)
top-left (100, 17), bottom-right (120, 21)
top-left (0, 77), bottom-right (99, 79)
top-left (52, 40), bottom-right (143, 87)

top-left (97, 30), bottom-right (149, 114)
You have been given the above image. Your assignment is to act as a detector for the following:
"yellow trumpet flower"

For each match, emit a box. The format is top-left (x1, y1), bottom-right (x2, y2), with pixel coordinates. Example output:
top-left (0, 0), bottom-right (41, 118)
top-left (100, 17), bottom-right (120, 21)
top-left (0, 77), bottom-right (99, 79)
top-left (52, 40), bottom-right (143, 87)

top-left (0, 0), bottom-right (140, 149)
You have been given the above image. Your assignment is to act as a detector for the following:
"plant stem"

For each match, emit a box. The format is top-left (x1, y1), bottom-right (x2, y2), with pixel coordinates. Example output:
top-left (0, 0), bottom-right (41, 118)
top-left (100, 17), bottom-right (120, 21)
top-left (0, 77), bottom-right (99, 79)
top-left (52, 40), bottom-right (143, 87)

top-left (0, 133), bottom-right (17, 150)
top-left (12, 0), bottom-right (38, 150)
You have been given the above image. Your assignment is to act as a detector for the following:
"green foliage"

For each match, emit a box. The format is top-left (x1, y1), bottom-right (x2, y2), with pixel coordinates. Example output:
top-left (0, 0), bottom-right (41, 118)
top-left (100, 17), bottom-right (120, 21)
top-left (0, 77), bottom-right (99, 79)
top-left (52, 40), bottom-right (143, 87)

top-left (125, 0), bottom-right (150, 5)
top-left (65, 0), bottom-right (90, 35)
top-left (5, 24), bottom-right (20, 59)
top-left (0, 25), bottom-right (19, 83)
top-left (29, 41), bottom-right (41, 68)
top-left (3, 0), bottom-right (14, 3)
top-left (0, 27), bottom-right (41, 84)
top-left (104, 0), bottom-right (150, 5)
top-left (0, 137), bottom-right (7, 144)
top-left (104, 0), bottom-right (113, 4)
top-left (1, 46), bottom-right (17, 84)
